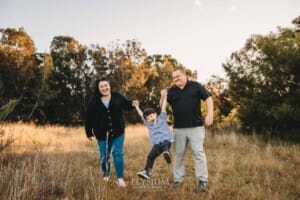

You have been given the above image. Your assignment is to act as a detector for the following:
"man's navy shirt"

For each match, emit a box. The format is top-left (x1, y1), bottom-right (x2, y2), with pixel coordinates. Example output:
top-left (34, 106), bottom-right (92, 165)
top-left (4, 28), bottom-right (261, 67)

top-left (167, 80), bottom-right (211, 128)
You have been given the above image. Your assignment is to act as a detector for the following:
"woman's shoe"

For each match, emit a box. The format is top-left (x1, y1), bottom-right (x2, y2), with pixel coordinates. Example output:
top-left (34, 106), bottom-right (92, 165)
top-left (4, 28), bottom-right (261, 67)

top-left (117, 178), bottom-right (126, 187)
top-left (103, 176), bottom-right (110, 182)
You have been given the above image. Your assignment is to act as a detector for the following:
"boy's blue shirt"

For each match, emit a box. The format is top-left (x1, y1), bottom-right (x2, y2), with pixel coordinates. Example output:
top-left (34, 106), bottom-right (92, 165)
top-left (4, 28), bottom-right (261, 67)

top-left (141, 111), bottom-right (174, 146)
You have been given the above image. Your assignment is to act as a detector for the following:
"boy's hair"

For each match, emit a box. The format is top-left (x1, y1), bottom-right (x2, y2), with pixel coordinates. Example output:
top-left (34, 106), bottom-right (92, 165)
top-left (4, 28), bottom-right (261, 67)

top-left (143, 108), bottom-right (156, 119)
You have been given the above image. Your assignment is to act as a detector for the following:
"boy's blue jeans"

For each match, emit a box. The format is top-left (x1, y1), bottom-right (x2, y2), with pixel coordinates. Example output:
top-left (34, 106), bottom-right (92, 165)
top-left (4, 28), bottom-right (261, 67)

top-left (97, 134), bottom-right (124, 178)
top-left (144, 140), bottom-right (171, 172)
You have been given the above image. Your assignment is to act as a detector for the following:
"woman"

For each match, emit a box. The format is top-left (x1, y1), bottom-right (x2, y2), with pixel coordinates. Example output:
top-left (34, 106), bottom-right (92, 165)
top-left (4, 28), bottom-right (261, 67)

top-left (85, 77), bottom-right (135, 187)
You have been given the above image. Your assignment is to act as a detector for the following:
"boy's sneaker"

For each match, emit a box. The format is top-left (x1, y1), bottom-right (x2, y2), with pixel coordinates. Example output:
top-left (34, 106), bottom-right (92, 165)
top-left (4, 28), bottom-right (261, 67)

top-left (163, 151), bottom-right (171, 164)
top-left (198, 180), bottom-right (208, 191)
top-left (137, 170), bottom-right (150, 179)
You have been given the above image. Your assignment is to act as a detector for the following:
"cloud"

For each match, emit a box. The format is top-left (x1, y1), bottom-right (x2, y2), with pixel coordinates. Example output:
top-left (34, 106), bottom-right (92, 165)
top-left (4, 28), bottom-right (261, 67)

top-left (228, 5), bottom-right (238, 13)
top-left (195, 0), bottom-right (203, 9)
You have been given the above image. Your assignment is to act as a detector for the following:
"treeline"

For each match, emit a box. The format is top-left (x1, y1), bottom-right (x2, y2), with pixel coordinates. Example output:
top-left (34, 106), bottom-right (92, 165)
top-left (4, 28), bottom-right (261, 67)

top-left (1, 16), bottom-right (299, 139)
top-left (0, 28), bottom-right (198, 125)
top-left (223, 16), bottom-right (300, 138)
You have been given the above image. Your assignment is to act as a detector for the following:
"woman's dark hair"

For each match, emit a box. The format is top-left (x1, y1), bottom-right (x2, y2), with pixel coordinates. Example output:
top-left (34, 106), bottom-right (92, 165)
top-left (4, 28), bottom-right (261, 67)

top-left (143, 108), bottom-right (156, 119)
top-left (99, 76), bottom-right (109, 83)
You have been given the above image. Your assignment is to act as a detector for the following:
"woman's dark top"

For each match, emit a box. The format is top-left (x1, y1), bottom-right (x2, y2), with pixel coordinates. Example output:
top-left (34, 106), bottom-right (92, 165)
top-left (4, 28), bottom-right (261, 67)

top-left (85, 92), bottom-right (134, 140)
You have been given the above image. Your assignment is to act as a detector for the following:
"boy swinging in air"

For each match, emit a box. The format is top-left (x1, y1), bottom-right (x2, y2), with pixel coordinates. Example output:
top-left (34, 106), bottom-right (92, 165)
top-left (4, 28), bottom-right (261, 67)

top-left (133, 90), bottom-right (173, 179)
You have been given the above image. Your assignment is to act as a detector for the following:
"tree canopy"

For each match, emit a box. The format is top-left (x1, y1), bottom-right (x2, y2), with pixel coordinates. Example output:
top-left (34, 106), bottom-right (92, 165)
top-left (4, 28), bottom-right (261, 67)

top-left (1, 16), bottom-right (299, 142)
top-left (223, 16), bottom-right (300, 137)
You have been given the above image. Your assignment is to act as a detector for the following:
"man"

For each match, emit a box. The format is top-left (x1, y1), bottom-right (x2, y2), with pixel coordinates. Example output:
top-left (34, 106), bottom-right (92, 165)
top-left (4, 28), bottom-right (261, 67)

top-left (165, 67), bottom-right (213, 191)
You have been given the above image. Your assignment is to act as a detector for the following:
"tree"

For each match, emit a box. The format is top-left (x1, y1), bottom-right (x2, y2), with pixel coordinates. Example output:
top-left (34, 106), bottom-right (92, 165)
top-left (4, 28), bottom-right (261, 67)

top-left (88, 40), bottom-right (148, 92)
top-left (47, 36), bottom-right (89, 124)
top-left (88, 40), bottom-right (150, 122)
top-left (205, 76), bottom-right (236, 132)
top-left (26, 53), bottom-right (54, 122)
top-left (292, 16), bottom-right (300, 31)
top-left (88, 40), bottom-right (195, 123)
top-left (0, 28), bottom-right (35, 103)
top-left (223, 16), bottom-right (300, 138)
top-left (0, 28), bottom-right (52, 121)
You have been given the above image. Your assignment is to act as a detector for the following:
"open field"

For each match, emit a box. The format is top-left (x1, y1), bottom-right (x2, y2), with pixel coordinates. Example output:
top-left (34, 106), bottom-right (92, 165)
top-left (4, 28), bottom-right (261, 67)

top-left (0, 123), bottom-right (299, 200)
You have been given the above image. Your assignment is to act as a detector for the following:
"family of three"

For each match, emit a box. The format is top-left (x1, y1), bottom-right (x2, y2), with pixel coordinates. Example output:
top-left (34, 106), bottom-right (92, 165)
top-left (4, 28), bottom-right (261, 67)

top-left (84, 68), bottom-right (214, 191)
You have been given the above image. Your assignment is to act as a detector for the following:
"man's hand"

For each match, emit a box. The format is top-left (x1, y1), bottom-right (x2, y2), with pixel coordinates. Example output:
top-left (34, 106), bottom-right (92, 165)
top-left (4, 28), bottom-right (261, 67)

top-left (160, 89), bottom-right (167, 98)
top-left (160, 89), bottom-right (168, 112)
top-left (204, 115), bottom-right (213, 127)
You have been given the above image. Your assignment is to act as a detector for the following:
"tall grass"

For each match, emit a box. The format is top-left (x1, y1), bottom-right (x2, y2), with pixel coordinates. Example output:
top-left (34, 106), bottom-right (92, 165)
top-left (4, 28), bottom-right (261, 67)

top-left (0, 123), bottom-right (299, 200)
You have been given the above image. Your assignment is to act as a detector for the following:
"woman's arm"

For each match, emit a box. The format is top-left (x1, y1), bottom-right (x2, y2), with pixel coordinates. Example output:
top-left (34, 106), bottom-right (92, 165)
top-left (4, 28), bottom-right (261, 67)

top-left (85, 101), bottom-right (95, 139)
top-left (118, 93), bottom-right (135, 110)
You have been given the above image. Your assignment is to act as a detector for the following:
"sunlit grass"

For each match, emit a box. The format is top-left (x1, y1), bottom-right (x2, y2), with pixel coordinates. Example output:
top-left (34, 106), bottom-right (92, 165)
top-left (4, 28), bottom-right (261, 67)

top-left (0, 123), bottom-right (299, 200)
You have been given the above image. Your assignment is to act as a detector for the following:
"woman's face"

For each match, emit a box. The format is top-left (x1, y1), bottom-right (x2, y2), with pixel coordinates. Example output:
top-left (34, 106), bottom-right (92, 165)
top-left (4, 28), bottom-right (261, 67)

top-left (98, 81), bottom-right (111, 96)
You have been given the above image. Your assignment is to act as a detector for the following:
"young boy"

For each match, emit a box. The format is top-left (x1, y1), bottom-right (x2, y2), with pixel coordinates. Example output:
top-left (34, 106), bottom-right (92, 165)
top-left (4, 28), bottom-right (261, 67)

top-left (133, 90), bottom-right (173, 179)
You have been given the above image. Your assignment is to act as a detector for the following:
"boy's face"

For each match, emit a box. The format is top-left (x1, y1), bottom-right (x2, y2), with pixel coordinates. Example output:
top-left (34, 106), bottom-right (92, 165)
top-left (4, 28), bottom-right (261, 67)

top-left (146, 113), bottom-right (157, 124)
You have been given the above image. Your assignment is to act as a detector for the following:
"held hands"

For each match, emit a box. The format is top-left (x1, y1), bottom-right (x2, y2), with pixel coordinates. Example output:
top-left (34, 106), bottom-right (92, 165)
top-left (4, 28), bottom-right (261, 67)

top-left (160, 89), bottom-right (167, 98)
top-left (132, 100), bottom-right (139, 108)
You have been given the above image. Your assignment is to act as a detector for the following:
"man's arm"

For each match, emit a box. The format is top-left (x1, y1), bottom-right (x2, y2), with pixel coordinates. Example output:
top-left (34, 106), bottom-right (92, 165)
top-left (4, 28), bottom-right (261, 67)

top-left (204, 96), bottom-right (214, 126)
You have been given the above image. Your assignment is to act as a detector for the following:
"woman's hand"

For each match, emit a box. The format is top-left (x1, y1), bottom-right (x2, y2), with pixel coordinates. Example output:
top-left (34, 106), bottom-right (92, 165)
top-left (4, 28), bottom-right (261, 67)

top-left (132, 100), bottom-right (139, 108)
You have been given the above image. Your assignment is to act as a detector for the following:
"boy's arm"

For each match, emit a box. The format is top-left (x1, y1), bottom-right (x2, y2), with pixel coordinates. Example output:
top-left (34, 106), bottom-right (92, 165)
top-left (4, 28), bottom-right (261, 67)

top-left (160, 89), bottom-right (167, 112)
top-left (159, 95), bottom-right (163, 107)
top-left (132, 100), bottom-right (143, 118)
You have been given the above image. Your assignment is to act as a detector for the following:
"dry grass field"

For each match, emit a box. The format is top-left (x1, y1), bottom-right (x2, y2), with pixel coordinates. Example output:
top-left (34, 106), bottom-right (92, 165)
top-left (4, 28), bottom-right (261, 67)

top-left (0, 123), bottom-right (299, 200)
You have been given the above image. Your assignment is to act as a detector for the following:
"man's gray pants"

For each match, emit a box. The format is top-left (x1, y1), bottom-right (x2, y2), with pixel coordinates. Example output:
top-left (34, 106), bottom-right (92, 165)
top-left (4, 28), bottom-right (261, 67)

top-left (173, 126), bottom-right (208, 182)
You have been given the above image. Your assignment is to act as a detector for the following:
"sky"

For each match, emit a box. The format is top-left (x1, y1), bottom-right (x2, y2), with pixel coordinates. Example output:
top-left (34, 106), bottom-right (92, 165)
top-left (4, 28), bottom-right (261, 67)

top-left (1, 0), bottom-right (299, 82)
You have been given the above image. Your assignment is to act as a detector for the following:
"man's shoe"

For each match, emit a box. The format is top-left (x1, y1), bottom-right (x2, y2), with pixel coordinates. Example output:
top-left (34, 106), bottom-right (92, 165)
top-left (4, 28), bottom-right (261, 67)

top-left (137, 170), bottom-right (150, 179)
top-left (198, 180), bottom-right (208, 191)
top-left (163, 151), bottom-right (171, 164)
